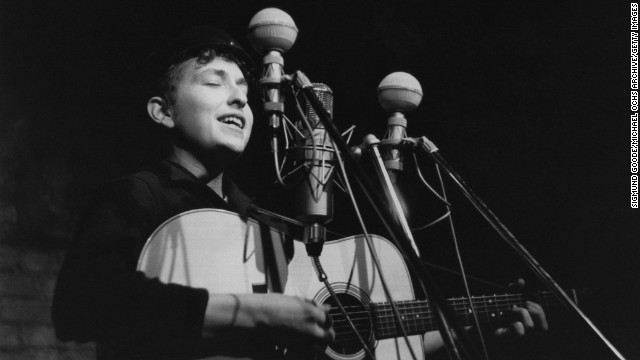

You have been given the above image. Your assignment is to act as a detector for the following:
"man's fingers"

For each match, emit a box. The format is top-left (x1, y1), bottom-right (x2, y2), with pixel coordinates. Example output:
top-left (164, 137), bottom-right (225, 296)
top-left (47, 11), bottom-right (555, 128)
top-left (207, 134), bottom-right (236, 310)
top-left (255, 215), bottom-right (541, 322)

top-left (306, 302), bottom-right (328, 323)
top-left (321, 303), bottom-right (333, 328)
top-left (306, 303), bottom-right (334, 343)
top-left (509, 321), bottom-right (525, 337)
top-left (492, 279), bottom-right (549, 341)
top-left (525, 301), bottom-right (549, 331)
top-left (308, 323), bottom-right (334, 345)
top-left (508, 278), bottom-right (526, 290)
top-left (512, 305), bottom-right (535, 330)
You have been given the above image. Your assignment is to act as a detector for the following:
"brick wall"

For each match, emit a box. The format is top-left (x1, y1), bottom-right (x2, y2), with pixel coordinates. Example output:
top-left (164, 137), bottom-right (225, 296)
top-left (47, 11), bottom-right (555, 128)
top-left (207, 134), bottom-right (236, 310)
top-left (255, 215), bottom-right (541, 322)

top-left (0, 245), bottom-right (95, 359)
top-left (0, 115), bottom-right (97, 359)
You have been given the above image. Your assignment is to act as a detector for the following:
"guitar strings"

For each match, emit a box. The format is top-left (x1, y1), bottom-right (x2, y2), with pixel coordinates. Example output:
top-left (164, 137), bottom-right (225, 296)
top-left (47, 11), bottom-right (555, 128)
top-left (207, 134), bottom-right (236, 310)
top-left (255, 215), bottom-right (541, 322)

top-left (327, 292), bottom-right (555, 315)
top-left (331, 291), bottom-right (567, 343)
top-left (329, 292), bottom-right (557, 337)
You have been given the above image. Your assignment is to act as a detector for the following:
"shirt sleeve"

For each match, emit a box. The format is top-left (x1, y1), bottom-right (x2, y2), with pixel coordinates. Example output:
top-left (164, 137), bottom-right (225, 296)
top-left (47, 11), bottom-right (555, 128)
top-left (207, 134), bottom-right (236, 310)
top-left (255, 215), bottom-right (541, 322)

top-left (52, 177), bottom-right (209, 358)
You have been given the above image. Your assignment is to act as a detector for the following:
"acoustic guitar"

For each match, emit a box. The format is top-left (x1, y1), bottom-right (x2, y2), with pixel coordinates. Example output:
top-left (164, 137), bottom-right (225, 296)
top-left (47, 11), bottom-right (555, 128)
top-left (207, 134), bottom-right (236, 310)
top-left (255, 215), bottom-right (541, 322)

top-left (137, 209), bottom-right (571, 360)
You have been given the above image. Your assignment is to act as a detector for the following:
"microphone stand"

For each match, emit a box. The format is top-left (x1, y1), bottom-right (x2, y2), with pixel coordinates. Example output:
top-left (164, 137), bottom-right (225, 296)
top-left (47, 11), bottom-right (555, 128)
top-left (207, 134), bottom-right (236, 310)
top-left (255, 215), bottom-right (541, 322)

top-left (363, 136), bottom-right (421, 255)
top-left (291, 70), bottom-right (481, 360)
top-left (365, 136), bottom-right (467, 360)
top-left (416, 136), bottom-right (627, 360)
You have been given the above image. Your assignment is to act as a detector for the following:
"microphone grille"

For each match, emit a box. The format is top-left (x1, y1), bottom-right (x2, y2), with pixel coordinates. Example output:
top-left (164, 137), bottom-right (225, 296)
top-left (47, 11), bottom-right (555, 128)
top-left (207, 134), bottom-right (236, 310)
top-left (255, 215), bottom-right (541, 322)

top-left (248, 8), bottom-right (298, 54)
top-left (305, 83), bottom-right (334, 123)
top-left (377, 72), bottom-right (423, 113)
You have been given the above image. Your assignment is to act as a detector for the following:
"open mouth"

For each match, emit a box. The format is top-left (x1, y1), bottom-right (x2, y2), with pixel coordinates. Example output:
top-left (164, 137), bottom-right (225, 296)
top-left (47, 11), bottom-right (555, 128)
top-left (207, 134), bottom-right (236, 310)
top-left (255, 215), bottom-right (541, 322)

top-left (218, 115), bottom-right (245, 129)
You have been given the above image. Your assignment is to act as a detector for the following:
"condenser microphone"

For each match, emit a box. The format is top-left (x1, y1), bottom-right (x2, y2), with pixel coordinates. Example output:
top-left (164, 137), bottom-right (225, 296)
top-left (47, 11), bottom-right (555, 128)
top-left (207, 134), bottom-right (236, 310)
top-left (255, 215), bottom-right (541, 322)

top-left (377, 72), bottom-right (423, 179)
top-left (247, 8), bottom-right (298, 132)
top-left (294, 83), bottom-right (335, 257)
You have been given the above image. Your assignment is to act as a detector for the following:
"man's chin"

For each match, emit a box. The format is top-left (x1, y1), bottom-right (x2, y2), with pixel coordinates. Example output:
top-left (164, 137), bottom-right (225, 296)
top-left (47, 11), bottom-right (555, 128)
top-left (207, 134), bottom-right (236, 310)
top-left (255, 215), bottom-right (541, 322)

top-left (212, 144), bottom-right (246, 160)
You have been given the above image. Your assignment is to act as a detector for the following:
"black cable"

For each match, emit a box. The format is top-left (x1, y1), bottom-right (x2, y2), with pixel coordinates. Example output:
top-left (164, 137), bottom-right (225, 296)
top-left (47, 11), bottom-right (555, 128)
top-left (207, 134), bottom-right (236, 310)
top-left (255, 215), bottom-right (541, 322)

top-left (311, 256), bottom-right (377, 360)
top-left (435, 164), bottom-right (490, 360)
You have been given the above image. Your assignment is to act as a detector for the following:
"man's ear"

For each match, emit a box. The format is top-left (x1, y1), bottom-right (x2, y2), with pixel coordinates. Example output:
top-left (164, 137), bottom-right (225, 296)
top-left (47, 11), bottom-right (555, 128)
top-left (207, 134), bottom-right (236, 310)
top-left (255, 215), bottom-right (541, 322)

top-left (147, 96), bottom-right (175, 129)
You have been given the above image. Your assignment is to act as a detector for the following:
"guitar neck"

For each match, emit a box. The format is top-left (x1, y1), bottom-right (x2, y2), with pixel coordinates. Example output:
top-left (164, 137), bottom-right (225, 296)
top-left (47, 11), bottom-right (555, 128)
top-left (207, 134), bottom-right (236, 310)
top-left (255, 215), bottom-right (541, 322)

top-left (371, 290), bottom-right (574, 340)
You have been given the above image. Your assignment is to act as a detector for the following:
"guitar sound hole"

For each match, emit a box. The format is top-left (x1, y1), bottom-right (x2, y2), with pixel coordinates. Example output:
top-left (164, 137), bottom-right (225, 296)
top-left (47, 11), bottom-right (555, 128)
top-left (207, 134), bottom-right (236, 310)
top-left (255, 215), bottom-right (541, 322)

top-left (324, 293), bottom-right (374, 357)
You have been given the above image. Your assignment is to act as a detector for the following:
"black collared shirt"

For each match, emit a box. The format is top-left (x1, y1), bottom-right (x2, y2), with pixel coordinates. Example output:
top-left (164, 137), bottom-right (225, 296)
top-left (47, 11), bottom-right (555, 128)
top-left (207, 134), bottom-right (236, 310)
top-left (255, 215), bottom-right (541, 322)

top-left (52, 160), bottom-right (255, 359)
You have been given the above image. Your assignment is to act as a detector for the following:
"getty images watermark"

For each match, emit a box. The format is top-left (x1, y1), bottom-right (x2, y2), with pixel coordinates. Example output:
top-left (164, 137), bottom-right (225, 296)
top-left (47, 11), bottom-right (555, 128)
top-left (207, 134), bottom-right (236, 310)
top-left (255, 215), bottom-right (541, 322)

top-left (632, 3), bottom-right (638, 208)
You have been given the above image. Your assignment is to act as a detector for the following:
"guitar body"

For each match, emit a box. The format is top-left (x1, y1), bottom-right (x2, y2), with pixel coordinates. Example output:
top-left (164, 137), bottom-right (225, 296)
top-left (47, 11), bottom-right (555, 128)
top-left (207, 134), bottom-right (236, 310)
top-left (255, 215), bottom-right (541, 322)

top-left (137, 209), bottom-right (423, 360)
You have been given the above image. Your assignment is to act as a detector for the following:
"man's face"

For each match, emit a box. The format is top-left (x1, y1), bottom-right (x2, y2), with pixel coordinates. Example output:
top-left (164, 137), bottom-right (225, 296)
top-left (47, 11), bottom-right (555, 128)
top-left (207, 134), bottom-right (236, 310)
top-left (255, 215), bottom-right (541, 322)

top-left (170, 57), bottom-right (253, 157)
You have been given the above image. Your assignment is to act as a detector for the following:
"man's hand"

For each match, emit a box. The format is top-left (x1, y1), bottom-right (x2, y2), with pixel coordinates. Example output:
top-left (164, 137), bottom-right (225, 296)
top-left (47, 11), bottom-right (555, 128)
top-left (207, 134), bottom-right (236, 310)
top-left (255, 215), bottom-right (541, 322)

top-left (252, 294), bottom-right (335, 348)
top-left (424, 279), bottom-right (548, 355)
top-left (204, 293), bottom-right (334, 357)
top-left (492, 279), bottom-right (548, 339)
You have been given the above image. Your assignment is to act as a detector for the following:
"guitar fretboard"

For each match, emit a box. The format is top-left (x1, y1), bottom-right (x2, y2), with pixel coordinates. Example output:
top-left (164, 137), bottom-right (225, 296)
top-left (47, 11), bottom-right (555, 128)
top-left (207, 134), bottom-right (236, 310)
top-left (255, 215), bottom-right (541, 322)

top-left (370, 290), bottom-right (574, 339)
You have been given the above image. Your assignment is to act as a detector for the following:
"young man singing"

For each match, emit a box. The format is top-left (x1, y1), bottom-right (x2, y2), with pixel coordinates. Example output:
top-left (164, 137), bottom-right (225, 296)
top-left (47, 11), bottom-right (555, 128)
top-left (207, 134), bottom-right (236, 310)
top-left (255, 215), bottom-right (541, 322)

top-left (52, 26), bottom-right (546, 360)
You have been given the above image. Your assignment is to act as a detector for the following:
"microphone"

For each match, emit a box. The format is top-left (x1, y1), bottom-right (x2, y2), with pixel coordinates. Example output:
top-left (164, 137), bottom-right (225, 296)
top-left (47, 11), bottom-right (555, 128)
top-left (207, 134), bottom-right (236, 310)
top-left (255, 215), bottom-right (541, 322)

top-left (247, 8), bottom-right (298, 132)
top-left (294, 83), bottom-right (335, 257)
top-left (377, 72), bottom-right (423, 179)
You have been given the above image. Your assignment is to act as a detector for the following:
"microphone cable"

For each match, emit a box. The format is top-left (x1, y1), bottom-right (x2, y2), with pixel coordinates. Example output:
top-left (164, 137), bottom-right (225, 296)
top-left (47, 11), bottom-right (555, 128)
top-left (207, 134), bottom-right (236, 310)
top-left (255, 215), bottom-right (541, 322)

top-left (409, 152), bottom-right (452, 231)
top-left (434, 162), bottom-right (491, 360)
top-left (413, 152), bottom-right (451, 206)
top-left (411, 151), bottom-right (506, 290)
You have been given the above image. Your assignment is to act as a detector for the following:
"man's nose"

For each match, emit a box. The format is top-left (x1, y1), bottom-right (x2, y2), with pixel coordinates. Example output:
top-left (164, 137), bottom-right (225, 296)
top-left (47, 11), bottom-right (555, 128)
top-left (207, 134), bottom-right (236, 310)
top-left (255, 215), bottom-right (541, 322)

top-left (228, 85), bottom-right (248, 108)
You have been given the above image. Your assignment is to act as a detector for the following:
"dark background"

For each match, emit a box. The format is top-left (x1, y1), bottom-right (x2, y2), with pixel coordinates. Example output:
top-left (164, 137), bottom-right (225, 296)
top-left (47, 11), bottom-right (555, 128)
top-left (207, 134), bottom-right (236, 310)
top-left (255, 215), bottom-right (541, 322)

top-left (0, 1), bottom-right (637, 359)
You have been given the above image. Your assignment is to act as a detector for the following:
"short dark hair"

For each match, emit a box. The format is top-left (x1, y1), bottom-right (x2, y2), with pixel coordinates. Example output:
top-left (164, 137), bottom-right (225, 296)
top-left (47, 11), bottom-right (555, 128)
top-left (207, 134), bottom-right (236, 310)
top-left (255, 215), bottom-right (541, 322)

top-left (142, 26), bottom-right (255, 107)
top-left (156, 47), bottom-right (253, 107)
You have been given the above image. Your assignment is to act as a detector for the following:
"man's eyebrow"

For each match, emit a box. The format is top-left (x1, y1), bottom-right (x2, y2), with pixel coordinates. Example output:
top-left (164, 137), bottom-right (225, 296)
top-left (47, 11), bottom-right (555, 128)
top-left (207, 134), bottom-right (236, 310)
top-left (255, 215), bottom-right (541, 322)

top-left (199, 68), bottom-right (247, 86)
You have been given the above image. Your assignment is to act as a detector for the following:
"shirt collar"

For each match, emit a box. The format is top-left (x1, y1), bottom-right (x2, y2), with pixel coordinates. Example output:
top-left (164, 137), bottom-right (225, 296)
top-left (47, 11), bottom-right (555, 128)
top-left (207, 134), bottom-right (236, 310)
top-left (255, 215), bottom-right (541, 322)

top-left (160, 159), bottom-right (253, 215)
